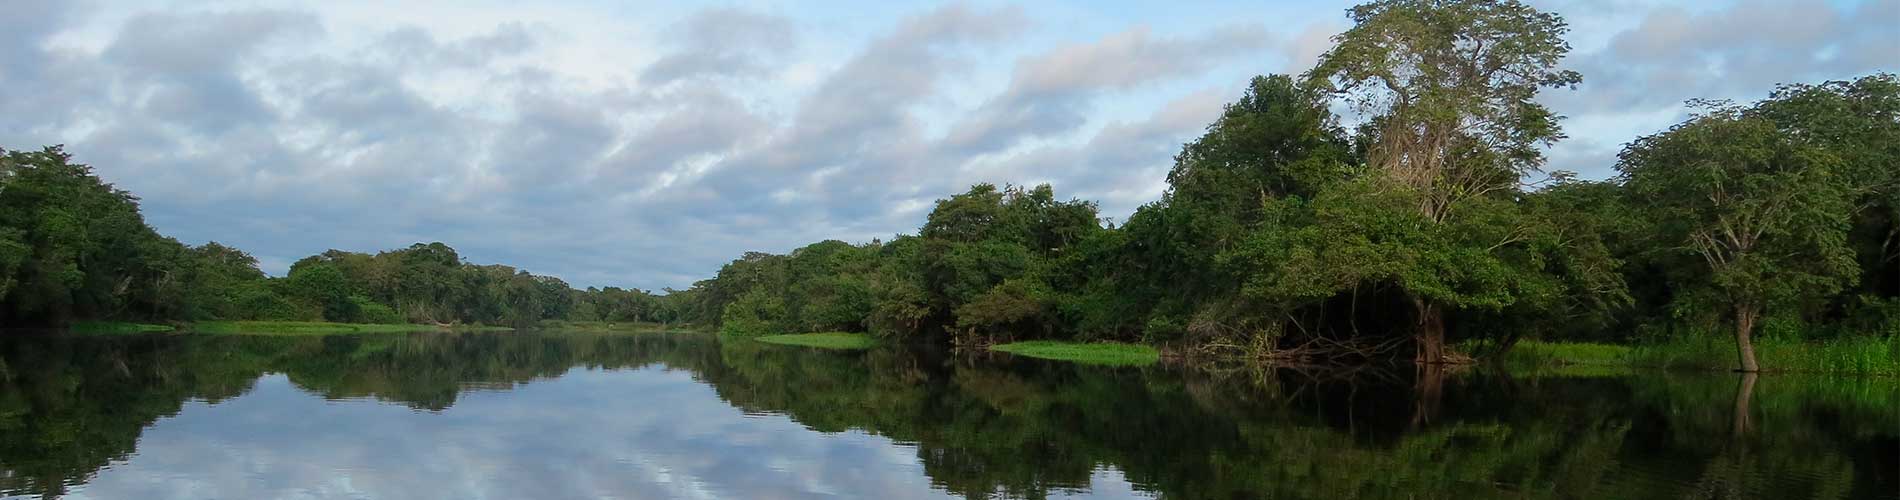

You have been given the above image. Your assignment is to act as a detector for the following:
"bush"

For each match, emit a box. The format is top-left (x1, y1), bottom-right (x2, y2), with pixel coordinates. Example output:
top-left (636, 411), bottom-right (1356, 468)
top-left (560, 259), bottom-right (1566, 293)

top-left (720, 289), bottom-right (785, 337)
top-left (1142, 315), bottom-right (1186, 343)
top-left (352, 296), bottom-right (403, 324)
top-left (235, 286), bottom-right (308, 321)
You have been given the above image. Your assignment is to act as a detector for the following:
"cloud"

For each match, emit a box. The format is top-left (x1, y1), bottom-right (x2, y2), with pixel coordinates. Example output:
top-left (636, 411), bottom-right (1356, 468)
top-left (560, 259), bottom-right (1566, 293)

top-left (377, 22), bottom-right (537, 68)
top-left (596, 87), bottom-right (769, 192)
top-left (0, 1), bottom-right (102, 143)
top-left (1552, 0), bottom-right (1898, 114)
top-left (1531, 0), bottom-right (1898, 177)
top-left (956, 87), bottom-right (1233, 220)
top-left (640, 8), bottom-right (798, 85)
top-left (73, 370), bottom-right (975, 499)
top-left (689, 5), bottom-right (1029, 233)
top-left (1016, 25), bottom-right (1271, 94)
top-left (943, 24), bottom-right (1270, 156)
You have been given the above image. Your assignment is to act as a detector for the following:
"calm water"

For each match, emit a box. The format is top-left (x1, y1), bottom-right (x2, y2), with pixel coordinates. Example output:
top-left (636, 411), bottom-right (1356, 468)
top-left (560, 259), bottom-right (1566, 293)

top-left (0, 331), bottom-right (1894, 499)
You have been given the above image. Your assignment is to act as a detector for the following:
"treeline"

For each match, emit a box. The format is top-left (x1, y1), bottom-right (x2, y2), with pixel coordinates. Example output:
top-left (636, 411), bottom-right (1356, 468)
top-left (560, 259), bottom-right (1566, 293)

top-left (0, 147), bottom-right (680, 328)
top-left (671, 0), bottom-right (1900, 371)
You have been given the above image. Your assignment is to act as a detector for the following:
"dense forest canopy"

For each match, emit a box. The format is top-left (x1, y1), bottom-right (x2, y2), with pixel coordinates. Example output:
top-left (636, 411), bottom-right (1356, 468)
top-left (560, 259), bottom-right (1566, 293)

top-left (1, 0), bottom-right (1895, 372)
top-left (0, 147), bottom-right (678, 328)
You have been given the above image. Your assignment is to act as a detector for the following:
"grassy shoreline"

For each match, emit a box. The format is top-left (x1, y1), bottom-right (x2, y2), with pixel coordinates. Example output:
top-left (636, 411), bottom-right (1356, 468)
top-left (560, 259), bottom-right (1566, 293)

top-left (990, 341), bottom-right (1160, 366)
top-left (754, 332), bottom-right (877, 350)
top-left (188, 321), bottom-right (512, 335)
top-left (54, 320), bottom-right (1895, 375)
top-left (1496, 336), bottom-right (1899, 375)
top-left (70, 321), bottom-right (176, 334)
top-left (534, 320), bottom-right (687, 334)
top-left (62, 320), bottom-right (712, 336)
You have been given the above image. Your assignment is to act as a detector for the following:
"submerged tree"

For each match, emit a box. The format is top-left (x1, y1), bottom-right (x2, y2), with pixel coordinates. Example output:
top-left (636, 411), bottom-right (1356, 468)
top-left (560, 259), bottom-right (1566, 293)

top-left (1619, 103), bottom-right (1858, 372)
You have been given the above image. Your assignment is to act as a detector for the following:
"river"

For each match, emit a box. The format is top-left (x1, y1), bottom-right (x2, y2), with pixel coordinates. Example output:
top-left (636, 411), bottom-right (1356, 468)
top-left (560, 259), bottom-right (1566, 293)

top-left (0, 330), bottom-right (1893, 499)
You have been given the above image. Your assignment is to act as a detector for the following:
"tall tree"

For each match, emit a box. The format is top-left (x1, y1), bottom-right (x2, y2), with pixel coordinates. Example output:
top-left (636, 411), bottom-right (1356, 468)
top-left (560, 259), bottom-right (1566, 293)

top-left (1303, 0), bottom-right (1582, 362)
top-left (1126, 75), bottom-right (1356, 344)
top-left (1619, 103), bottom-right (1858, 372)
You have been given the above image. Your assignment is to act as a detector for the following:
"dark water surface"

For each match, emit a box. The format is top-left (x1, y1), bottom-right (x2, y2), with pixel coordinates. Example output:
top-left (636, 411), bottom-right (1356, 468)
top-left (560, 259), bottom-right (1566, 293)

top-left (0, 331), bottom-right (1894, 499)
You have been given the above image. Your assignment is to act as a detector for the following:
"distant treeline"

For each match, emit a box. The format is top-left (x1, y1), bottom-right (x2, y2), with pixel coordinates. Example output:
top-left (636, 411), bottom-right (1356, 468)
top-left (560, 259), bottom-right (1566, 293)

top-left (0, 148), bottom-right (678, 328)
top-left (661, 1), bottom-right (1900, 372)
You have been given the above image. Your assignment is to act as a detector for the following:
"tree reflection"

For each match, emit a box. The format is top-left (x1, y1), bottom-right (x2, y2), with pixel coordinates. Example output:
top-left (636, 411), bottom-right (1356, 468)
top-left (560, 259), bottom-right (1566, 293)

top-left (0, 332), bottom-right (1894, 499)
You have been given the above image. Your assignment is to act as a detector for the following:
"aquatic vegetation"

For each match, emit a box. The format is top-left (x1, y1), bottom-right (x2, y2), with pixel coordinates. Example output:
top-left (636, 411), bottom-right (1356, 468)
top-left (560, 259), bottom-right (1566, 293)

top-left (1492, 341), bottom-right (1632, 367)
top-left (754, 332), bottom-right (877, 350)
top-left (990, 341), bottom-right (1160, 366)
top-left (1494, 337), bottom-right (1898, 375)
top-left (1626, 335), bottom-right (1900, 375)
top-left (536, 320), bottom-right (685, 334)
top-left (68, 321), bottom-right (174, 334)
top-left (186, 321), bottom-right (511, 335)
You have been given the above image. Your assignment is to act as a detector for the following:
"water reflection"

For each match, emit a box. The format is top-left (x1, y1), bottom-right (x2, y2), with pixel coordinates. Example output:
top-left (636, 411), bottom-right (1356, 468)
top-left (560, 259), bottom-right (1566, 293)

top-left (0, 331), bottom-right (1894, 499)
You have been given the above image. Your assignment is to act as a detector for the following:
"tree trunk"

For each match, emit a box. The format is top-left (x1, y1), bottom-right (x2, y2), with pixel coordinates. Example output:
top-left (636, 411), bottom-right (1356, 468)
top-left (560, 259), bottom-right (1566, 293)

top-left (1410, 362), bottom-right (1446, 429)
top-left (1731, 372), bottom-right (1757, 438)
top-left (1413, 299), bottom-right (1446, 365)
top-left (1733, 303), bottom-right (1762, 373)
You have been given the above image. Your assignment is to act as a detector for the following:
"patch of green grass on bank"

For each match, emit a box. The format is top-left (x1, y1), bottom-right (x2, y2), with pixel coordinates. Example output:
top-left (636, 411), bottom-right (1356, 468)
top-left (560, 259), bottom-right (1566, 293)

top-left (186, 321), bottom-right (510, 335)
top-left (1497, 336), bottom-right (1897, 375)
top-left (536, 320), bottom-right (680, 333)
top-left (446, 324), bottom-right (516, 332)
top-left (1508, 363), bottom-right (1638, 379)
top-left (69, 321), bottom-right (175, 334)
top-left (1627, 335), bottom-right (1898, 375)
top-left (991, 341), bottom-right (1160, 366)
top-left (754, 332), bottom-right (877, 350)
top-left (1499, 341), bottom-right (1633, 367)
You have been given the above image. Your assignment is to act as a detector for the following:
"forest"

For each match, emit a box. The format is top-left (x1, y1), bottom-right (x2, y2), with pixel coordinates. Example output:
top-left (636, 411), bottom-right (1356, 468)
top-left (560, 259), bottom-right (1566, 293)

top-left (2, 0), bottom-right (1896, 372)
top-left (0, 147), bottom-right (679, 329)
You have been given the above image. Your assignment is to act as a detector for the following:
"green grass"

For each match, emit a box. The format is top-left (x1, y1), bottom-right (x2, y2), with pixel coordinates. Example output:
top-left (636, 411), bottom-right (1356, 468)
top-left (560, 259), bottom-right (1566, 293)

top-left (1626, 334), bottom-right (1898, 375)
top-left (69, 321), bottom-right (175, 334)
top-left (990, 341), bottom-right (1161, 366)
top-left (186, 321), bottom-right (511, 335)
top-left (536, 320), bottom-right (682, 333)
top-left (754, 332), bottom-right (878, 350)
top-left (1496, 341), bottom-right (1634, 366)
top-left (1495, 336), bottom-right (1897, 375)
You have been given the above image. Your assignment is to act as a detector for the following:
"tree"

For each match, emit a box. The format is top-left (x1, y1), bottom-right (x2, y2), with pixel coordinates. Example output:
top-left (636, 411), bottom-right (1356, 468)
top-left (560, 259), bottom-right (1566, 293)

top-left (1751, 74), bottom-right (1900, 329)
top-left (1619, 103), bottom-right (1858, 372)
top-left (284, 261), bottom-right (356, 322)
top-left (1118, 74), bottom-right (1356, 346)
top-left (177, 242), bottom-right (277, 320)
top-left (1303, 0), bottom-right (1582, 362)
top-left (0, 146), bottom-right (179, 324)
top-left (914, 184), bottom-right (1101, 340)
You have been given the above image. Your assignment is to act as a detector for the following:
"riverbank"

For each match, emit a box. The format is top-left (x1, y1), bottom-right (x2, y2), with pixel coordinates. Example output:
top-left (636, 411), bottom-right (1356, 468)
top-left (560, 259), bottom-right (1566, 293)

top-left (754, 332), bottom-right (876, 350)
top-left (70, 321), bottom-right (176, 334)
top-left (189, 321), bottom-right (511, 335)
top-left (1498, 336), bottom-right (1899, 375)
top-left (65, 320), bottom-right (514, 335)
top-left (990, 341), bottom-right (1160, 366)
top-left (533, 320), bottom-right (688, 333)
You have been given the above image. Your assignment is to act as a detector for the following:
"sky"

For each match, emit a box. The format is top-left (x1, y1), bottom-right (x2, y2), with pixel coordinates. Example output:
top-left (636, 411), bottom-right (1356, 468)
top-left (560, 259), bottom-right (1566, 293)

top-left (2, 0), bottom-right (1894, 290)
